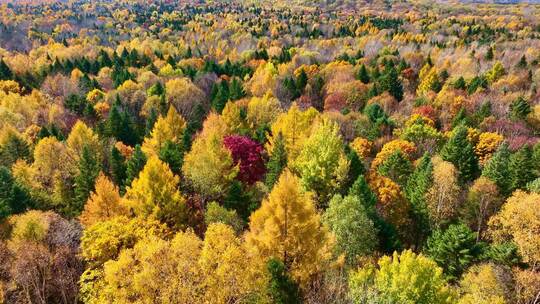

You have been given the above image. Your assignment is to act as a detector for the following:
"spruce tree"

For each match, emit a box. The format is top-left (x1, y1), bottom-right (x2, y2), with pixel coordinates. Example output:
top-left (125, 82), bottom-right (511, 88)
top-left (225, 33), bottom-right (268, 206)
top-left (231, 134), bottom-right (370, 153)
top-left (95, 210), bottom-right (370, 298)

top-left (509, 96), bottom-right (531, 121)
top-left (158, 140), bottom-right (184, 176)
top-left (74, 146), bottom-right (101, 215)
top-left (404, 153), bottom-right (433, 246)
top-left (145, 108), bottom-right (159, 136)
top-left (380, 65), bottom-right (403, 101)
top-left (266, 258), bottom-right (301, 304)
top-left (453, 76), bottom-right (466, 90)
top-left (265, 133), bottom-right (287, 190)
top-left (425, 223), bottom-right (484, 280)
top-left (0, 166), bottom-right (31, 219)
top-left (485, 46), bottom-right (494, 61)
top-left (0, 132), bottom-right (30, 167)
top-left (482, 142), bottom-right (511, 195)
top-left (440, 124), bottom-right (479, 183)
top-left (508, 145), bottom-right (535, 192)
top-left (296, 69), bottom-right (308, 93)
top-left (357, 64), bottom-right (370, 84)
top-left (517, 55), bottom-right (527, 68)
top-left (224, 180), bottom-right (253, 221)
top-left (0, 59), bottom-right (13, 80)
top-left (344, 145), bottom-right (365, 190)
top-left (110, 146), bottom-right (127, 190)
top-left (211, 81), bottom-right (229, 114)
top-left (106, 104), bottom-right (122, 138)
top-left (377, 150), bottom-right (413, 187)
top-left (228, 77), bottom-right (245, 101)
top-left (125, 145), bottom-right (147, 187)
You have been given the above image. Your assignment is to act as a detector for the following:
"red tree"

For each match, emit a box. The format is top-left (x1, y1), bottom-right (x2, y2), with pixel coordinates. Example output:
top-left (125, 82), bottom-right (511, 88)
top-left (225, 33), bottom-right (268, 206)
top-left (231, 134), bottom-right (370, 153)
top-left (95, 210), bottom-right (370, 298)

top-left (223, 135), bottom-right (266, 185)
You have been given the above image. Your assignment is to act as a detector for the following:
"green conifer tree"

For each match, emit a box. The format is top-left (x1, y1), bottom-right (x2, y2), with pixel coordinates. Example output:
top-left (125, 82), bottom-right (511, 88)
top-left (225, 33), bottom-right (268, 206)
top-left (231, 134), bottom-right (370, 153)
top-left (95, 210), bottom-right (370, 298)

top-left (440, 125), bottom-right (479, 183)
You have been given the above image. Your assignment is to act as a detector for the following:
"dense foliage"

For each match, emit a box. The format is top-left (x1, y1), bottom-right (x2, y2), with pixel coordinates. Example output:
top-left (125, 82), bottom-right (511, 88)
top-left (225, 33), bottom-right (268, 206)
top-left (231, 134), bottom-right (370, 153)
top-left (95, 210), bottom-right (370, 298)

top-left (0, 0), bottom-right (539, 303)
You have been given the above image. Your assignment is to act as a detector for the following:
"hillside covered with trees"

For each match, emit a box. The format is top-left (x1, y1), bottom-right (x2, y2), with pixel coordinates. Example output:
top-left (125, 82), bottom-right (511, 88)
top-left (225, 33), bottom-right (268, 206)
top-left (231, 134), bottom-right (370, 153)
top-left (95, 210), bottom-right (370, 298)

top-left (0, 0), bottom-right (539, 303)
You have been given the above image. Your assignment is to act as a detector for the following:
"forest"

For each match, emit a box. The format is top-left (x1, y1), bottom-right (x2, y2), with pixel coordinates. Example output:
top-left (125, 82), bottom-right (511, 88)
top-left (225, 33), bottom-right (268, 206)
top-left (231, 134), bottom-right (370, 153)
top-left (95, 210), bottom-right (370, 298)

top-left (0, 0), bottom-right (539, 303)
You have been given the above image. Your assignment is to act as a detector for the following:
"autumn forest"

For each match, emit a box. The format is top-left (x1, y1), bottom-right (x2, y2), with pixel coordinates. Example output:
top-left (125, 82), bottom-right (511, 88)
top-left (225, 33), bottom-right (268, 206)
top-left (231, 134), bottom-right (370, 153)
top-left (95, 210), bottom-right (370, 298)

top-left (0, 0), bottom-right (538, 303)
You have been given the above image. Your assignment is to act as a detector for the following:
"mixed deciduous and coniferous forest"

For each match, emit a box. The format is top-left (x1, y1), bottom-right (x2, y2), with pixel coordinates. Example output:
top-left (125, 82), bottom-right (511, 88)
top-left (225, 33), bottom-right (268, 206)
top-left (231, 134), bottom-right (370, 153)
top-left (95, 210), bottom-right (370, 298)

top-left (0, 0), bottom-right (539, 303)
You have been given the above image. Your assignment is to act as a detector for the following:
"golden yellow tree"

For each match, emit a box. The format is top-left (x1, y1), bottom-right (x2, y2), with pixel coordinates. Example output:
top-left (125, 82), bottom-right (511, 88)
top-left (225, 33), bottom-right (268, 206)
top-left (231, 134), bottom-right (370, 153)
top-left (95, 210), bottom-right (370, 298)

top-left (266, 103), bottom-right (319, 163)
top-left (182, 113), bottom-right (237, 199)
top-left (99, 231), bottom-right (203, 303)
top-left (474, 132), bottom-right (503, 165)
top-left (246, 170), bottom-right (332, 285)
top-left (199, 223), bottom-right (268, 303)
top-left (458, 263), bottom-right (511, 304)
top-left (221, 101), bottom-right (245, 135)
top-left (66, 120), bottom-right (101, 157)
top-left (124, 157), bottom-right (187, 229)
top-left (79, 173), bottom-right (127, 227)
top-left (426, 157), bottom-right (461, 227)
top-left (488, 190), bottom-right (540, 268)
top-left (141, 106), bottom-right (186, 157)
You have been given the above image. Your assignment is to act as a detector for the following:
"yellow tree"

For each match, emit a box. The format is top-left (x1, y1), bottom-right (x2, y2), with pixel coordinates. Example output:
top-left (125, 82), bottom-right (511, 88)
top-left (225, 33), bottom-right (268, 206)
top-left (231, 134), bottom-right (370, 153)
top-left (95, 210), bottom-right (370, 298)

top-left (79, 173), bottom-right (127, 227)
top-left (98, 231), bottom-right (204, 304)
top-left (32, 136), bottom-right (77, 192)
top-left (246, 170), bottom-right (333, 286)
top-left (458, 263), bottom-right (512, 304)
top-left (246, 92), bottom-right (282, 131)
top-left (141, 106), bottom-right (186, 157)
top-left (293, 118), bottom-right (349, 204)
top-left (124, 157), bottom-right (187, 229)
top-left (266, 103), bottom-right (319, 163)
top-left (165, 77), bottom-right (206, 119)
top-left (199, 223), bottom-right (268, 303)
top-left (221, 101), bottom-right (245, 135)
top-left (371, 139), bottom-right (416, 171)
top-left (474, 132), bottom-right (503, 165)
top-left (426, 157), bottom-right (461, 227)
top-left (66, 120), bottom-right (101, 158)
top-left (182, 113), bottom-right (237, 199)
top-left (488, 190), bottom-right (540, 268)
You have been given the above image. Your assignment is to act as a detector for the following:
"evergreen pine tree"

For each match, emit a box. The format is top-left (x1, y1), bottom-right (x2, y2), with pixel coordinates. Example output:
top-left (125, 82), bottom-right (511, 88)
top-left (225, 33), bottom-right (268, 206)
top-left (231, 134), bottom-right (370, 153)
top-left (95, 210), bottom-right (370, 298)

top-left (0, 132), bottom-right (30, 167)
top-left (377, 150), bottom-right (413, 186)
top-left (120, 111), bottom-right (139, 145)
top-left (106, 103), bottom-right (122, 138)
top-left (404, 153), bottom-right (433, 246)
top-left (158, 140), bottom-right (184, 176)
top-left (0, 59), bottom-right (13, 80)
top-left (224, 180), bottom-right (253, 221)
top-left (380, 65), bottom-right (403, 101)
top-left (228, 77), bottom-right (245, 101)
top-left (451, 107), bottom-right (469, 128)
top-left (266, 258), bottom-right (301, 304)
top-left (482, 142), bottom-right (511, 195)
top-left (485, 46), bottom-right (494, 61)
top-left (145, 108), bottom-right (159, 136)
top-left (517, 55), bottom-right (527, 68)
top-left (509, 96), bottom-right (531, 121)
top-left (440, 125), bottom-right (479, 183)
top-left (74, 146), bottom-right (101, 215)
top-left (0, 166), bottom-right (32, 219)
top-left (110, 146), bottom-right (127, 191)
top-left (344, 146), bottom-right (365, 190)
top-left (357, 64), bottom-right (370, 84)
top-left (453, 76), bottom-right (467, 90)
top-left (211, 81), bottom-right (229, 113)
top-left (508, 145), bottom-right (535, 192)
top-left (296, 69), bottom-right (308, 93)
top-left (125, 145), bottom-right (147, 187)
top-left (265, 133), bottom-right (287, 190)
